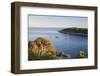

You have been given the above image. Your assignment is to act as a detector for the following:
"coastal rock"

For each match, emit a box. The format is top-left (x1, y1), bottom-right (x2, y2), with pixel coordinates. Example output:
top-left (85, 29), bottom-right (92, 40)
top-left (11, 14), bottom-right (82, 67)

top-left (28, 37), bottom-right (57, 60)
top-left (57, 52), bottom-right (71, 59)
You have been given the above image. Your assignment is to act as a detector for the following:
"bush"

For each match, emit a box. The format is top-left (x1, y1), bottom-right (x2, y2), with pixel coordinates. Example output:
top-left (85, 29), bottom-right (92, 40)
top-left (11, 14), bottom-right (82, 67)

top-left (77, 51), bottom-right (86, 58)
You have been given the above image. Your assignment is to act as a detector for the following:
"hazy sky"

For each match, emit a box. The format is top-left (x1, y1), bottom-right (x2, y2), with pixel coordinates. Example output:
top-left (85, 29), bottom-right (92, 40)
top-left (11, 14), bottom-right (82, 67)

top-left (29, 15), bottom-right (88, 28)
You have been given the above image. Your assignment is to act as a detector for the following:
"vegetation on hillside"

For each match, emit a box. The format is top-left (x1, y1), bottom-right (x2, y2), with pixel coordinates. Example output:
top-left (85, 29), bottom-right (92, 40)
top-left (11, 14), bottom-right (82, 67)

top-left (59, 27), bottom-right (88, 36)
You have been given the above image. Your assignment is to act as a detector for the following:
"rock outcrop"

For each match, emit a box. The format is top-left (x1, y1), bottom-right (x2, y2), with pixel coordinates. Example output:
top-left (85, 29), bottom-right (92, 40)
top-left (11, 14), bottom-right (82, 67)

top-left (28, 37), bottom-right (57, 60)
top-left (56, 52), bottom-right (71, 59)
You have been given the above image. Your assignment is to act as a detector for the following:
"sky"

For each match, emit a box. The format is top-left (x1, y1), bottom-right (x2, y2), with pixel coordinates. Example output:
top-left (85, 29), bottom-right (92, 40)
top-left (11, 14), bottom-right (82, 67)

top-left (28, 15), bottom-right (88, 28)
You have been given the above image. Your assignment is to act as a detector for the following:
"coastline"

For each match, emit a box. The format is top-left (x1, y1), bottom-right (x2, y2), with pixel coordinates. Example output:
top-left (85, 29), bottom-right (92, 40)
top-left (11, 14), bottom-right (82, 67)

top-left (59, 27), bottom-right (88, 36)
top-left (59, 32), bottom-right (88, 36)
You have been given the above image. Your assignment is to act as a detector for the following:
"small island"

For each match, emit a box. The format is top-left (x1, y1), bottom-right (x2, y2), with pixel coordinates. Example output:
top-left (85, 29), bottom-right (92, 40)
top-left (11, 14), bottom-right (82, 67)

top-left (59, 27), bottom-right (88, 36)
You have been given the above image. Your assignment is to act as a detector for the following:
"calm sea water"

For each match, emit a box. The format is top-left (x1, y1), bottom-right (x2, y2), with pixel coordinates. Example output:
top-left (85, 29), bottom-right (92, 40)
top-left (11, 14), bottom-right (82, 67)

top-left (28, 28), bottom-right (88, 58)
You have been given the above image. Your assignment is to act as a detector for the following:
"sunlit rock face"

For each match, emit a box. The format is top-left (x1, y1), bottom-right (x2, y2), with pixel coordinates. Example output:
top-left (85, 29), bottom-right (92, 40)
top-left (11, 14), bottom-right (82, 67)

top-left (28, 37), bottom-right (57, 60)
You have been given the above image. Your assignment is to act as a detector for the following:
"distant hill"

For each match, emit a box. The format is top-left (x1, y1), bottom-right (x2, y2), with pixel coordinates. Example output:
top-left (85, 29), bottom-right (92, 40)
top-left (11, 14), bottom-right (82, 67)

top-left (59, 27), bottom-right (88, 36)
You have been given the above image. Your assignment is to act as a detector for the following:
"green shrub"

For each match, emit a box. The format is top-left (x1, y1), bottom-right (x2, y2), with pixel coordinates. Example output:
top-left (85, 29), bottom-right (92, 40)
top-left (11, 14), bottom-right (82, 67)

top-left (77, 51), bottom-right (86, 58)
